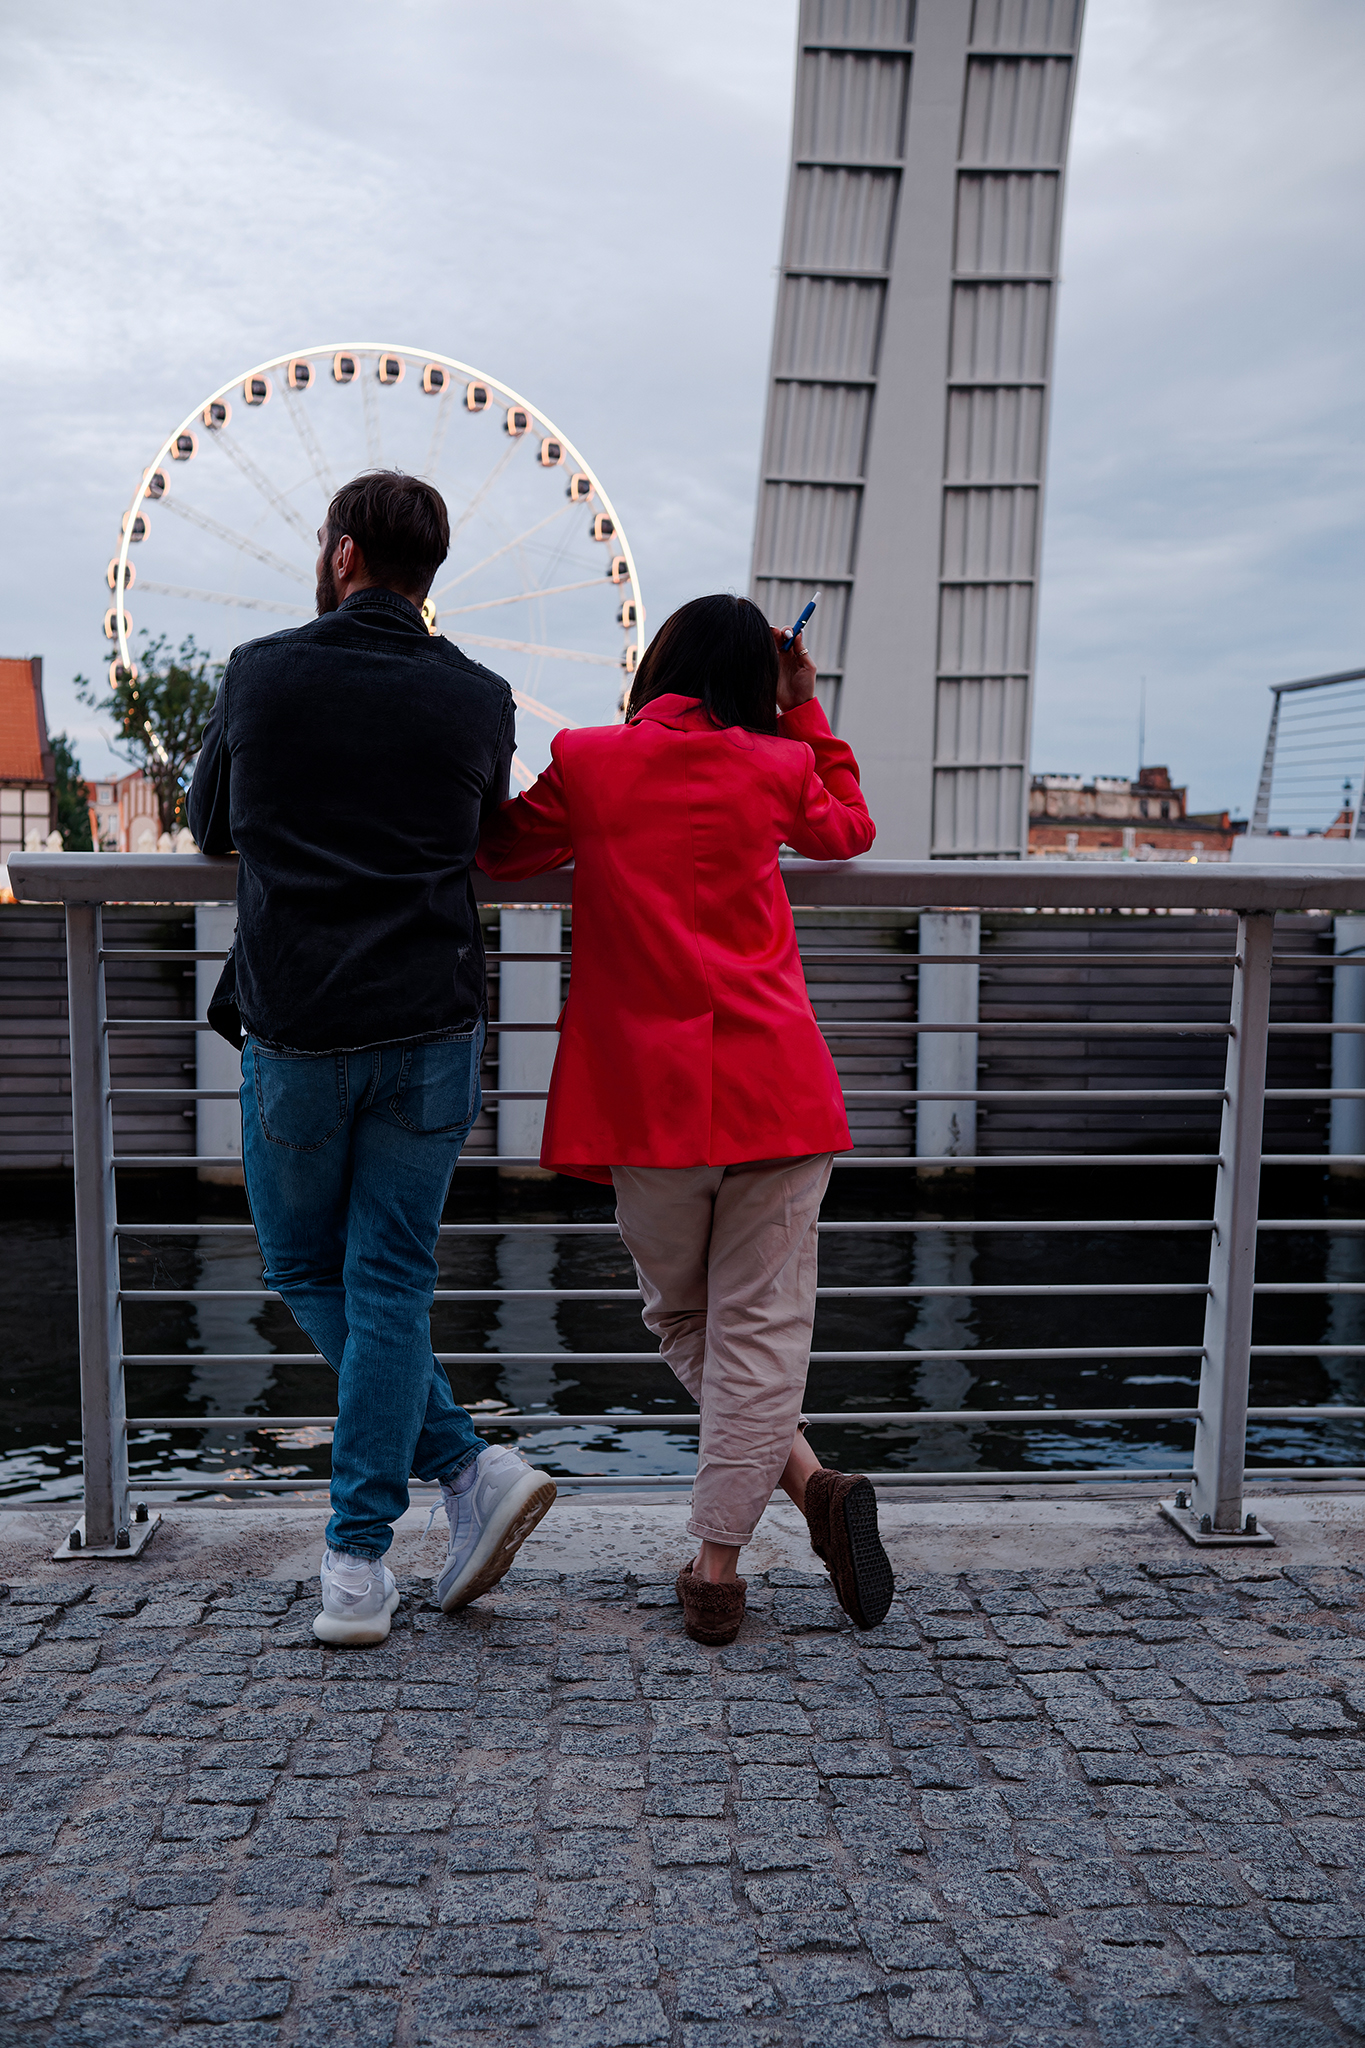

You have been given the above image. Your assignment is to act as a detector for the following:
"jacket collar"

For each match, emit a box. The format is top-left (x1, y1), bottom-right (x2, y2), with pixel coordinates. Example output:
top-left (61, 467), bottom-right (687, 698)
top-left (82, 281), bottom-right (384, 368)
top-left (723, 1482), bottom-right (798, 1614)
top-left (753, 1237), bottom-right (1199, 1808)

top-left (338, 588), bottom-right (427, 629)
top-left (629, 693), bottom-right (713, 731)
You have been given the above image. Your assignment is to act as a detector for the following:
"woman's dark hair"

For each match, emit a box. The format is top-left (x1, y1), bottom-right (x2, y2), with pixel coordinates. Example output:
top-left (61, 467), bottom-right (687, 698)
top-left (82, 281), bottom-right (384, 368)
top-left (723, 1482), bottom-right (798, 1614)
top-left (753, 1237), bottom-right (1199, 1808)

top-left (625, 594), bottom-right (779, 734)
top-left (324, 470), bottom-right (450, 598)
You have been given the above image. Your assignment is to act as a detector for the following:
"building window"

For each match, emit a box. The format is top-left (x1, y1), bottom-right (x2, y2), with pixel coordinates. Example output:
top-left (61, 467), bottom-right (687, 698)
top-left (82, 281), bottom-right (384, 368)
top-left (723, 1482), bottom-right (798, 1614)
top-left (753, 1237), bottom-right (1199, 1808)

top-left (1160, 801), bottom-right (1171, 819)
top-left (1138, 799), bottom-right (1148, 817)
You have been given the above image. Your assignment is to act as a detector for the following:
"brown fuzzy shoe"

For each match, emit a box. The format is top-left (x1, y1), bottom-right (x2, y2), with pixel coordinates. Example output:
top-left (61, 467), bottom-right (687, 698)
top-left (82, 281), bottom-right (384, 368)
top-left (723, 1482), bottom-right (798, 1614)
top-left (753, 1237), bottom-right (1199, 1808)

top-left (804, 1469), bottom-right (894, 1630)
top-left (675, 1562), bottom-right (747, 1646)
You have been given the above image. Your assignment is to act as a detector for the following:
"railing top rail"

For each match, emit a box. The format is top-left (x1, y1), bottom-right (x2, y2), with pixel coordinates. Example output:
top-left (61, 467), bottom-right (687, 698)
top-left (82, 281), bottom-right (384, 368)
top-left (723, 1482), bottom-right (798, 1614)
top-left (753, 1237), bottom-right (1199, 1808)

top-left (14, 851), bottom-right (1365, 914)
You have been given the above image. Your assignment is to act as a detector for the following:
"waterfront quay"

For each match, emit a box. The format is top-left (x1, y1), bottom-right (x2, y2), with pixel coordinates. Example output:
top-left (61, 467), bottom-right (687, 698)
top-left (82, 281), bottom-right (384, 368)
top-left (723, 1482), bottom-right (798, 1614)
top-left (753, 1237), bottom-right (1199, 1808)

top-left (1, 1500), bottom-right (1364, 2047)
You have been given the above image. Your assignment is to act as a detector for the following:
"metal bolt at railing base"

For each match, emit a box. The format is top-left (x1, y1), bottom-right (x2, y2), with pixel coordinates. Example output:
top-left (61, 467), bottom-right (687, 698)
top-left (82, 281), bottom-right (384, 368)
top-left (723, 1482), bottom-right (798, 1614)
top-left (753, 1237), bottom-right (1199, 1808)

top-left (1199, 1513), bottom-right (1213, 1534)
top-left (1174, 1489), bottom-right (1188, 1510)
top-left (68, 1527), bottom-right (82, 1551)
top-left (1245, 1513), bottom-right (1258, 1535)
top-left (115, 1528), bottom-right (130, 1551)
top-left (133, 1501), bottom-right (149, 1523)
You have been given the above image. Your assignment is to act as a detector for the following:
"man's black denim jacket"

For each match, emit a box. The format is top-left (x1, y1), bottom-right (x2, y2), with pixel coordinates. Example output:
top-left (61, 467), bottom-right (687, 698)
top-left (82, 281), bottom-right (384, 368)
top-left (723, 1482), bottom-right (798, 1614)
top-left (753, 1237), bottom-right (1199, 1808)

top-left (188, 589), bottom-right (515, 1054)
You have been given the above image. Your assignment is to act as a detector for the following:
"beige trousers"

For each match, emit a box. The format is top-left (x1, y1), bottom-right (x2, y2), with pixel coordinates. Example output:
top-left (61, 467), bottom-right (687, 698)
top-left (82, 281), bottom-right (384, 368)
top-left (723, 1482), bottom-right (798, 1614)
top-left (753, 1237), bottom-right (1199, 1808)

top-left (611, 1153), bottom-right (834, 1548)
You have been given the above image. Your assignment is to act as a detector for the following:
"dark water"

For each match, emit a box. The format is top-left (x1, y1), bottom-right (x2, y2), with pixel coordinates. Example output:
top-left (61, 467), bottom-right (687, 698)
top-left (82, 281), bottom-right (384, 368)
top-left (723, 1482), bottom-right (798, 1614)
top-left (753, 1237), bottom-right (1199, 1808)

top-left (3, 1167), bottom-right (1364, 1502)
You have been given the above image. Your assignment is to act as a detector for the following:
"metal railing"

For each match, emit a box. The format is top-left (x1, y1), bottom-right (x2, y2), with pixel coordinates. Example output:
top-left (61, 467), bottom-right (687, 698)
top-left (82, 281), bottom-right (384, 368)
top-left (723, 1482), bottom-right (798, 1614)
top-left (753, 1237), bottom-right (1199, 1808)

top-left (11, 849), bottom-right (1365, 1551)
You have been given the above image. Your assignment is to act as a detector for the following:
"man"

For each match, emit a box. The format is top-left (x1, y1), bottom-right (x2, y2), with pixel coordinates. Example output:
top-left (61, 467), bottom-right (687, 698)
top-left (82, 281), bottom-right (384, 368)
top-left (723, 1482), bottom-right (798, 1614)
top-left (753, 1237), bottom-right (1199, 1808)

top-left (189, 470), bottom-right (556, 1645)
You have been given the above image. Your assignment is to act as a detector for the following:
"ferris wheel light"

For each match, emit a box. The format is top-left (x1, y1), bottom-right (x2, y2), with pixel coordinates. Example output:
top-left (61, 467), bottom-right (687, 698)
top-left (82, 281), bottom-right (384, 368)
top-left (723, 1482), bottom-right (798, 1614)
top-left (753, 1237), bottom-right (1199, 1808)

top-left (422, 364), bottom-right (448, 396)
top-left (622, 645), bottom-right (640, 673)
top-left (202, 399), bottom-right (231, 431)
top-left (171, 431), bottom-right (197, 461)
top-left (286, 359), bottom-right (312, 391)
top-left (618, 599), bottom-right (640, 629)
top-left (243, 375), bottom-right (272, 407)
top-left (103, 606), bottom-right (132, 641)
top-left (109, 658), bottom-right (138, 688)
top-left (607, 556), bottom-right (631, 585)
top-left (421, 598), bottom-right (438, 635)
top-left (590, 513), bottom-right (615, 543)
top-left (122, 510), bottom-right (148, 542)
top-left (504, 407), bottom-right (531, 437)
top-left (333, 353), bottom-right (358, 384)
top-left (465, 382), bottom-right (490, 412)
top-left (142, 468), bottom-right (168, 501)
top-left (106, 558), bottom-right (136, 592)
top-left (539, 438), bottom-right (565, 468)
top-left (377, 354), bottom-right (405, 386)
top-left (566, 473), bottom-right (593, 503)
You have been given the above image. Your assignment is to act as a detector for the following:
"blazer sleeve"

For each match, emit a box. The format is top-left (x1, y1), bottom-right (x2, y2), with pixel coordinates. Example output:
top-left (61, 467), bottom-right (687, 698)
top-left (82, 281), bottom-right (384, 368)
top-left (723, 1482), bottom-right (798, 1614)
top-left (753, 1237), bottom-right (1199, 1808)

top-left (778, 698), bottom-right (877, 860)
top-left (476, 730), bottom-right (575, 879)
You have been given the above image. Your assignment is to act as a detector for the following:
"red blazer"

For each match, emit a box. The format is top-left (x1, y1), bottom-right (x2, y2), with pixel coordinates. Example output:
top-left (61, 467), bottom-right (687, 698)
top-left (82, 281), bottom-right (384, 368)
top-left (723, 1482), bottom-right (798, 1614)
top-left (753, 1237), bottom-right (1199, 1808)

top-left (476, 692), bottom-right (876, 1182)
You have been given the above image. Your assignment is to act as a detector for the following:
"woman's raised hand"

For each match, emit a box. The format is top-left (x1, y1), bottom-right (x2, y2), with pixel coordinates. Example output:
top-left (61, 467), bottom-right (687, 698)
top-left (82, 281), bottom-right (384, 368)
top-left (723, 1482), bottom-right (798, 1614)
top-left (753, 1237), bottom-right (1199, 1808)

top-left (774, 626), bottom-right (817, 714)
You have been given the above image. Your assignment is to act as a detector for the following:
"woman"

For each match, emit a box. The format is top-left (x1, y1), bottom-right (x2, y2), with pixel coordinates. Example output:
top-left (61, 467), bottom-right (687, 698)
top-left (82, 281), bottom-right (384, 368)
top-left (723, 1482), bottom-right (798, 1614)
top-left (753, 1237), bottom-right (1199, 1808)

top-left (477, 593), bottom-right (894, 1644)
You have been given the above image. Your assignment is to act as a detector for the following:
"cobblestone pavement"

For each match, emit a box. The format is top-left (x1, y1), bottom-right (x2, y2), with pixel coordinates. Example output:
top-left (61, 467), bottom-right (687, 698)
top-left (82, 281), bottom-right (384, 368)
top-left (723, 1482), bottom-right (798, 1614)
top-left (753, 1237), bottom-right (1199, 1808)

top-left (2, 1555), bottom-right (1365, 2046)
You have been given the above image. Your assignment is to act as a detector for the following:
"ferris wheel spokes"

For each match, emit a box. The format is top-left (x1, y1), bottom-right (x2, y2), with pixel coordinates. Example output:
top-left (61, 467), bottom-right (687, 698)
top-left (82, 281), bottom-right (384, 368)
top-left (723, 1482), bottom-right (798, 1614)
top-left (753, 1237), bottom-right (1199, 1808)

top-left (442, 578), bottom-right (604, 619)
top-left (158, 497), bottom-right (311, 583)
top-left (136, 582), bottom-right (310, 618)
top-left (284, 389), bottom-right (337, 499)
top-left (206, 428), bottom-right (317, 545)
top-left (429, 503), bottom-right (576, 603)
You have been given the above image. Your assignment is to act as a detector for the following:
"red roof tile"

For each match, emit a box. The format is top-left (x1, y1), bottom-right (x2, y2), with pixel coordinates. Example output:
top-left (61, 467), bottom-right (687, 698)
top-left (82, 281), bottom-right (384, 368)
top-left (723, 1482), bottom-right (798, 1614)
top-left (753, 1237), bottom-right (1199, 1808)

top-left (0, 658), bottom-right (50, 783)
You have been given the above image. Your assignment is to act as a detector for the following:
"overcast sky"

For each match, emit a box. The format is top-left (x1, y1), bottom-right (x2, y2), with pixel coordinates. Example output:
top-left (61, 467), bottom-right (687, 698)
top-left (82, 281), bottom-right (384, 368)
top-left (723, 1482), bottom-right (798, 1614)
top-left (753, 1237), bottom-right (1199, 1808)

top-left (2, 0), bottom-right (1362, 817)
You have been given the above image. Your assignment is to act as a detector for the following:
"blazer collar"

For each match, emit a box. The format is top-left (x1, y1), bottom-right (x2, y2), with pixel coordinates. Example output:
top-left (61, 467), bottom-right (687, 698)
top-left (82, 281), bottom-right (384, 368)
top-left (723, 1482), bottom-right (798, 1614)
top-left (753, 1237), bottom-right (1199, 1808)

top-left (629, 693), bottom-right (713, 731)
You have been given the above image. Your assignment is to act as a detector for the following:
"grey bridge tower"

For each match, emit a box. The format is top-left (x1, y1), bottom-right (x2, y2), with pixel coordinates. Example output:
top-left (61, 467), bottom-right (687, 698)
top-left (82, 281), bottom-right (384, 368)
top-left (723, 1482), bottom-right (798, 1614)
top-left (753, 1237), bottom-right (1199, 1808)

top-left (750, 0), bottom-right (1085, 856)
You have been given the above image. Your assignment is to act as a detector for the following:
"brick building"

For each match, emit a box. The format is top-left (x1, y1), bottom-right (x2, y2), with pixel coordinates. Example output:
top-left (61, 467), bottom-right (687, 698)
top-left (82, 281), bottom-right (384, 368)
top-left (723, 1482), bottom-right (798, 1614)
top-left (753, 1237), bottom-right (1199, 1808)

top-left (1028, 765), bottom-right (1241, 862)
top-left (0, 656), bottom-right (56, 870)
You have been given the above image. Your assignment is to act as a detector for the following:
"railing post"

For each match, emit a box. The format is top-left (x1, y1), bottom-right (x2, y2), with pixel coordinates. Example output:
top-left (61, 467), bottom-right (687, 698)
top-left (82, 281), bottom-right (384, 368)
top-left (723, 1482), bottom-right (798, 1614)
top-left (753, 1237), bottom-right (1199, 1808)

top-left (915, 911), bottom-right (979, 1165)
top-left (1329, 916), bottom-right (1365, 1178)
top-left (64, 902), bottom-right (129, 1548)
top-left (497, 905), bottom-right (561, 1179)
top-left (1191, 910), bottom-right (1274, 1533)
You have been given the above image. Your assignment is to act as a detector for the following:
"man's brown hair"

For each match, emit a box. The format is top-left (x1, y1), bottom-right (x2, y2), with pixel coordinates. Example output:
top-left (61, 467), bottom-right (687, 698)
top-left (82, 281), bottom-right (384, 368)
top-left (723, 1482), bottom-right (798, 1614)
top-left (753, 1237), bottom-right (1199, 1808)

top-left (324, 471), bottom-right (450, 598)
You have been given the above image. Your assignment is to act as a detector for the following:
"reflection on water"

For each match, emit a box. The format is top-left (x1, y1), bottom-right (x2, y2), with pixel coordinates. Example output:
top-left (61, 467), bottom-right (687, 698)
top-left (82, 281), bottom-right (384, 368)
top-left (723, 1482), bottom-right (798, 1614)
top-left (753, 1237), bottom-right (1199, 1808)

top-left (2, 1166), bottom-right (1364, 1501)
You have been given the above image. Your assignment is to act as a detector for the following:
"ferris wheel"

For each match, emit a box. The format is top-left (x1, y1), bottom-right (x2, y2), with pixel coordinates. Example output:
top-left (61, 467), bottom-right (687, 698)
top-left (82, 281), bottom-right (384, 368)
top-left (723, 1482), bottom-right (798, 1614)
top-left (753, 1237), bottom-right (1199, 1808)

top-left (105, 343), bottom-right (645, 787)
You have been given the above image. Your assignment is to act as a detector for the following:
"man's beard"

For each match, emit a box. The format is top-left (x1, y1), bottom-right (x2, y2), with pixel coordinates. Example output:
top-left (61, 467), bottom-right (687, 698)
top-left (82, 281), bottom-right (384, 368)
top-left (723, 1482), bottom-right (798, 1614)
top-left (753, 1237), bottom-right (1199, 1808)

top-left (316, 554), bottom-right (340, 616)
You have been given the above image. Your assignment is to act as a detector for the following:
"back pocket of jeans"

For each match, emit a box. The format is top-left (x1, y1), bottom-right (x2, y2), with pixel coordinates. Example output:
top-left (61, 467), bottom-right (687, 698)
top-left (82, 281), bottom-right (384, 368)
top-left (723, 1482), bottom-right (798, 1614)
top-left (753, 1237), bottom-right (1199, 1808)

top-left (390, 1035), bottom-right (480, 1134)
top-left (253, 1049), bottom-right (347, 1150)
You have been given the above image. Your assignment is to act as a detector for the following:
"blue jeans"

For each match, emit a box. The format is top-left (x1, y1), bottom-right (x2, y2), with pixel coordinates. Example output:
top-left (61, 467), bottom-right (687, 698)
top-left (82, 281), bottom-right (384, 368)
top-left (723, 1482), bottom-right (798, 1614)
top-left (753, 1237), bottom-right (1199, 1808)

top-left (240, 1026), bottom-right (489, 1558)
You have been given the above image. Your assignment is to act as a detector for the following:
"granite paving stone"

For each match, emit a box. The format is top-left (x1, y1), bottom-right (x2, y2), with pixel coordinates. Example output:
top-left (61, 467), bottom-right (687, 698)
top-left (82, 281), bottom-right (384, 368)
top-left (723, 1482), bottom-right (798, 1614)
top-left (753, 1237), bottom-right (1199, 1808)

top-left (2, 1558), bottom-right (1365, 2042)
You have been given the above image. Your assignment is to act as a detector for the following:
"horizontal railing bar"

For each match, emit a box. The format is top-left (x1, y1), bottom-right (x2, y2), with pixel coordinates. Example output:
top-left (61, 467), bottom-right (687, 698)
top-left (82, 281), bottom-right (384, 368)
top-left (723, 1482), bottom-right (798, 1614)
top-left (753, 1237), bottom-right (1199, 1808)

top-left (80, 946), bottom-right (1350, 970)
top-left (20, 851), bottom-right (1365, 914)
top-left (90, 1015), bottom-right (1365, 1040)
top-left (129, 1416), bottom-right (338, 1429)
top-left (111, 1152), bottom-right (1229, 1169)
top-left (121, 1345), bottom-right (1208, 1368)
top-left (892, 1089), bottom-right (1231, 1103)
top-left (1250, 1346), bottom-right (1365, 1356)
top-left (1242, 1467), bottom-right (1365, 1479)
top-left (111, 1088), bottom-right (239, 1100)
top-left (124, 1408), bottom-right (1211, 1431)
top-left (118, 1280), bottom-right (1216, 1303)
top-left (111, 1219), bottom-right (1225, 1240)
top-left (101, 1465), bottom-right (1365, 1495)
top-left (118, 1468), bottom-right (1207, 1496)
top-left (95, 1016), bottom-right (1268, 1037)
top-left (101, 1084), bottom-right (1295, 1105)
top-left (1245, 1408), bottom-right (1365, 1419)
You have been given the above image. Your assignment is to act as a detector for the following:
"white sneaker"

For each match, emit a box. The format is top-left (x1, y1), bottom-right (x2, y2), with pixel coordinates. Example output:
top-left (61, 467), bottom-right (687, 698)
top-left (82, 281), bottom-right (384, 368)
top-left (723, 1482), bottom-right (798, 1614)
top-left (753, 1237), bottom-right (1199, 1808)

top-left (312, 1546), bottom-right (402, 1645)
top-left (435, 1447), bottom-right (557, 1614)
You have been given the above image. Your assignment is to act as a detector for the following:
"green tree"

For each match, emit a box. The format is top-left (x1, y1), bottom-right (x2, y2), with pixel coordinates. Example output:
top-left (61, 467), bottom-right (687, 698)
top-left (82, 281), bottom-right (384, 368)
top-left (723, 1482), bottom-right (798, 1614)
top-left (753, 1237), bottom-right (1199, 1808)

top-left (50, 733), bottom-right (93, 851)
top-left (76, 634), bottom-right (222, 835)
